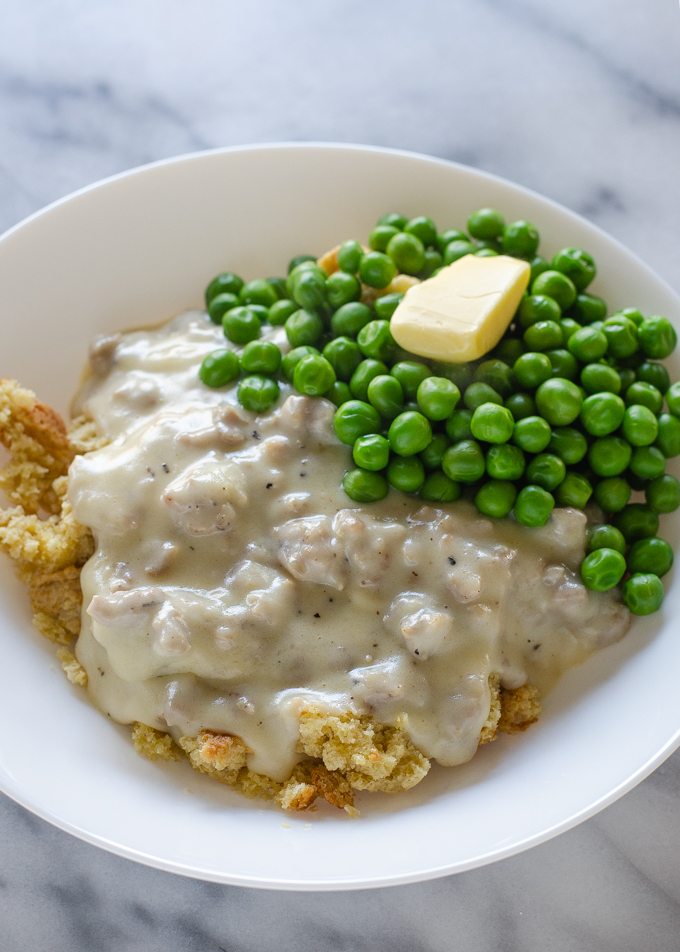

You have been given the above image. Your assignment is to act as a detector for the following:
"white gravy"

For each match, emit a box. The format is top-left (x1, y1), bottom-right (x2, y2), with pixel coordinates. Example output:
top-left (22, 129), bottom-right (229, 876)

top-left (70, 311), bottom-right (630, 781)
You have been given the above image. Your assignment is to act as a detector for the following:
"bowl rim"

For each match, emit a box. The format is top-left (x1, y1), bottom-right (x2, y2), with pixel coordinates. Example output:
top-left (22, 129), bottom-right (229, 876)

top-left (2, 141), bottom-right (680, 890)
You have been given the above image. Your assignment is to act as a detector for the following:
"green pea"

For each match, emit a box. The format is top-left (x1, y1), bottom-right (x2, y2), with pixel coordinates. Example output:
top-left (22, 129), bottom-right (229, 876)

top-left (519, 294), bottom-right (562, 329)
top-left (502, 220), bottom-right (539, 258)
top-left (475, 247), bottom-right (499, 259)
top-left (420, 470), bottom-right (462, 502)
top-left (546, 349), bottom-right (578, 380)
top-left (281, 345), bottom-right (320, 381)
top-left (419, 250), bottom-right (444, 278)
top-left (377, 212), bottom-right (408, 229)
top-left (391, 361), bottom-right (432, 400)
top-left (627, 538), bottom-right (674, 577)
top-left (623, 382), bottom-right (662, 414)
top-left (646, 473), bottom-right (680, 513)
top-left (587, 524), bottom-right (626, 554)
top-left (287, 254), bottom-right (317, 275)
top-left (222, 306), bottom-right (261, 344)
top-left (638, 316), bottom-right (677, 359)
top-left (464, 382), bottom-right (503, 411)
top-left (630, 445), bottom-right (666, 480)
top-left (570, 293), bottom-right (607, 325)
top-left (614, 307), bottom-right (644, 326)
top-left (602, 317), bottom-right (638, 359)
top-left (368, 374), bottom-right (404, 420)
top-left (535, 377), bottom-right (583, 426)
top-left (594, 477), bottom-right (631, 513)
top-left (443, 439), bottom-right (486, 483)
top-left (555, 472), bottom-right (592, 509)
top-left (237, 375), bottom-right (280, 413)
top-left (443, 240), bottom-right (476, 265)
top-left (420, 433), bottom-right (452, 471)
top-left (327, 381), bottom-right (352, 407)
top-left (286, 262), bottom-right (325, 298)
top-left (431, 361), bottom-right (473, 391)
top-left (656, 413), bottom-right (680, 457)
top-left (551, 247), bottom-right (596, 292)
top-left (239, 279), bottom-right (278, 309)
top-left (531, 270), bottom-right (577, 311)
top-left (335, 241), bottom-right (363, 274)
top-left (268, 299), bottom-right (298, 326)
top-left (208, 292), bottom-right (240, 324)
top-left (581, 363), bottom-right (621, 395)
top-left (470, 403), bottom-right (514, 443)
top-left (240, 340), bottom-right (282, 375)
top-left (589, 436), bottom-right (632, 477)
top-left (416, 377), bottom-right (461, 421)
top-left (291, 268), bottom-right (327, 310)
top-left (618, 368), bottom-right (636, 392)
top-left (265, 277), bottom-right (287, 300)
top-left (386, 232), bottom-right (425, 275)
top-left (514, 485), bottom-right (555, 527)
top-left (343, 468), bottom-right (389, 503)
top-left (388, 411), bottom-right (432, 457)
top-left (473, 359), bottom-right (516, 397)
top-left (523, 320), bottom-right (563, 352)
top-left (666, 381), bottom-right (680, 417)
top-left (357, 320), bottom-right (396, 362)
top-left (350, 359), bottom-right (390, 402)
top-left (198, 349), bottom-right (240, 388)
top-left (493, 338), bottom-right (525, 366)
top-left (353, 433), bottom-right (390, 471)
top-left (323, 337), bottom-right (362, 381)
top-left (331, 301), bottom-right (372, 337)
top-left (567, 327), bottom-right (608, 363)
top-left (445, 408), bottom-right (474, 442)
top-left (622, 573), bottom-right (664, 615)
top-left (637, 361), bottom-right (670, 393)
top-left (560, 317), bottom-right (582, 342)
top-left (505, 392), bottom-right (537, 421)
top-left (613, 503), bottom-right (659, 543)
top-left (205, 272), bottom-right (244, 305)
top-left (622, 405), bottom-right (658, 446)
top-left (374, 292), bottom-right (404, 320)
top-left (359, 251), bottom-right (396, 289)
top-left (333, 400), bottom-right (381, 445)
top-left (293, 355), bottom-right (336, 397)
top-left (549, 426), bottom-right (588, 464)
top-left (529, 255), bottom-right (551, 284)
top-left (285, 309), bottom-right (323, 348)
top-left (387, 456), bottom-right (425, 493)
top-left (247, 304), bottom-right (269, 324)
top-left (475, 480), bottom-right (517, 518)
top-left (512, 416), bottom-right (551, 453)
top-left (325, 271), bottom-right (360, 310)
top-left (579, 392), bottom-right (625, 436)
top-left (404, 216), bottom-right (437, 247)
top-left (486, 443), bottom-right (525, 481)
top-left (369, 225), bottom-right (399, 252)
top-left (523, 453), bottom-right (563, 491)
top-left (581, 548), bottom-right (626, 592)
top-left (436, 229), bottom-right (468, 253)
top-left (467, 208), bottom-right (504, 240)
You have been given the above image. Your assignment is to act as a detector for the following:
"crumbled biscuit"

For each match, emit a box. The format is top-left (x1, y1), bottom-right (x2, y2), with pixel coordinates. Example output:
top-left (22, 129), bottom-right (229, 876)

top-left (277, 780), bottom-right (318, 811)
top-left (179, 730), bottom-right (250, 784)
top-left (28, 565), bottom-right (83, 644)
top-left (479, 673), bottom-right (502, 745)
top-left (498, 684), bottom-right (542, 733)
top-left (317, 245), bottom-right (341, 276)
top-left (132, 722), bottom-right (183, 762)
top-left (68, 415), bottom-right (110, 454)
top-left (56, 647), bottom-right (88, 687)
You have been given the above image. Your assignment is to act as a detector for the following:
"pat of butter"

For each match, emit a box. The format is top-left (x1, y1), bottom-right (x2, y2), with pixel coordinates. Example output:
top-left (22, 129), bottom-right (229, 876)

top-left (390, 254), bottom-right (531, 363)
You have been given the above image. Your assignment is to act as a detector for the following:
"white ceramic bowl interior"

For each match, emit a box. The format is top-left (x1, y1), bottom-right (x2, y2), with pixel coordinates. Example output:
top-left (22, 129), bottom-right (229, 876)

top-left (0, 144), bottom-right (679, 890)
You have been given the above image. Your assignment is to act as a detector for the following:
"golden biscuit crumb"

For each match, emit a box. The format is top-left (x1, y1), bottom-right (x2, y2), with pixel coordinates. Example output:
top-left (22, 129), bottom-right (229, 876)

top-left (132, 722), bottom-right (183, 762)
top-left (28, 565), bottom-right (83, 644)
top-left (68, 415), bottom-right (110, 454)
top-left (317, 245), bottom-right (341, 276)
top-left (298, 710), bottom-right (430, 793)
top-left (277, 780), bottom-right (318, 811)
top-left (179, 730), bottom-right (250, 784)
top-left (56, 647), bottom-right (88, 686)
top-left (479, 673), bottom-right (502, 745)
top-left (498, 685), bottom-right (542, 733)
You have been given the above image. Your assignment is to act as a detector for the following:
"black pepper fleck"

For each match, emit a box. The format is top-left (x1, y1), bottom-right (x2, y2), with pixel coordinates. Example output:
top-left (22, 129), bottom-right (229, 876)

top-left (252, 430), bottom-right (261, 440)
top-left (300, 472), bottom-right (307, 477)
top-left (448, 556), bottom-right (456, 565)
top-left (314, 612), bottom-right (320, 618)
top-left (162, 463), bottom-right (169, 473)
top-left (189, 546), bottom-right (195, 551)
top-left (266, 483), bottom-right (273, 489)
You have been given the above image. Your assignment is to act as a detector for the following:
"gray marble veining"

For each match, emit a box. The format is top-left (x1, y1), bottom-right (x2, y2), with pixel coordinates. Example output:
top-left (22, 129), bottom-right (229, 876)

top-left (1, 0), bottom-right (680, 948)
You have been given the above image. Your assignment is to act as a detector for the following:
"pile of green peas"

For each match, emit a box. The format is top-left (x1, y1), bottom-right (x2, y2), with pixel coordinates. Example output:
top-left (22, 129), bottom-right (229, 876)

top-left (198, 207), bottom-right (680, 617)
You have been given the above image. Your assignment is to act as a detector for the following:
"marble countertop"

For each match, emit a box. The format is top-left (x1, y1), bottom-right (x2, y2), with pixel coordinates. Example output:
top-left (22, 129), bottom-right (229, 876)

top-left (2, 0), bottom-right (680, 948)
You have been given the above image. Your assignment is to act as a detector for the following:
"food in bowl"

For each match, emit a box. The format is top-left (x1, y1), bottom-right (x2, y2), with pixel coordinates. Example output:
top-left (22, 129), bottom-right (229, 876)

top-left (0, 206), bottom-right (677, 815)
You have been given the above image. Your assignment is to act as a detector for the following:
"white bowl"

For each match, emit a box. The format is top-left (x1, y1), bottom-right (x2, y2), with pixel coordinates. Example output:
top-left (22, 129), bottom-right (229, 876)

top-left (1, 143), bottom-right (679, 891)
